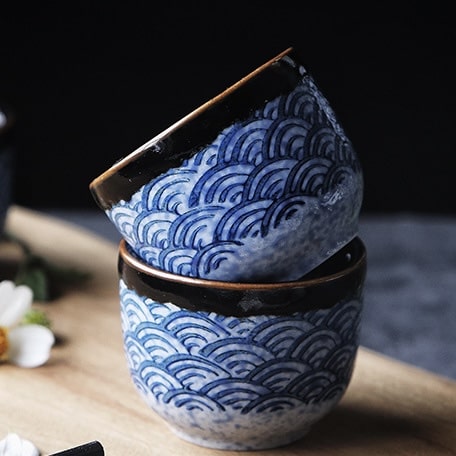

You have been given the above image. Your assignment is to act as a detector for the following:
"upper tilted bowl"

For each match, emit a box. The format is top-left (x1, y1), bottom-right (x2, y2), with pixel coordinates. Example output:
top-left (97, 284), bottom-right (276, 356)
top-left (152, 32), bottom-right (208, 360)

top-left (90, 47), bottom-right (364, 282)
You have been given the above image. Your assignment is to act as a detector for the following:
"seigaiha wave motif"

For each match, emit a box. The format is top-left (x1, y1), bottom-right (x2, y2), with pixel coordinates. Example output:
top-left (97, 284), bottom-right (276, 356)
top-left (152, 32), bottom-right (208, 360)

top-left (120, 280), bottom-right (362, 429)
top-left (108, 73), bottom-right (363, 282)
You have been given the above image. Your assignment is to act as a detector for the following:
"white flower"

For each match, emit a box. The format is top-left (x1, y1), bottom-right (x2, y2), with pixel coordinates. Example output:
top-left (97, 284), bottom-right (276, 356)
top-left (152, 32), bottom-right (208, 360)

top-left (0, 433), bottom-right (39, 456)
top-left (0, 280), bottom-right (54, 368)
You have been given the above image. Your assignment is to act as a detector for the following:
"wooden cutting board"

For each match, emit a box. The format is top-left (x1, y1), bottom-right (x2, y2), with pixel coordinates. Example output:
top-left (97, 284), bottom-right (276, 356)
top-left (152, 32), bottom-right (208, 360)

top-left (1, 205), bottom-right (455, 455)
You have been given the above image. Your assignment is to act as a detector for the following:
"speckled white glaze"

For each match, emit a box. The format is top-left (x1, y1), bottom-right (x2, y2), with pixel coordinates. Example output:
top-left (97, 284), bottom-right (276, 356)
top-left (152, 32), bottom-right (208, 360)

top-left (120, 284), bottom-right (363, 450)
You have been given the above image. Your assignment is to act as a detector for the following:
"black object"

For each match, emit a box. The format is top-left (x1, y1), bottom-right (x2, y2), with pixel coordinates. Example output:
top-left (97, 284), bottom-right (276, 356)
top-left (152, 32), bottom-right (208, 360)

top-left (48, 441), bottom-right (104, 456)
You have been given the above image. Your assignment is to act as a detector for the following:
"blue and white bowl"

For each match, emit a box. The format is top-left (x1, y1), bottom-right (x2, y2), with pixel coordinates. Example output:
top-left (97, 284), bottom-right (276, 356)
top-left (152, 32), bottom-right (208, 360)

top-left (117, 236), bottom-right (367, 450)
top-left (91, 47), bottom-right (364, 282)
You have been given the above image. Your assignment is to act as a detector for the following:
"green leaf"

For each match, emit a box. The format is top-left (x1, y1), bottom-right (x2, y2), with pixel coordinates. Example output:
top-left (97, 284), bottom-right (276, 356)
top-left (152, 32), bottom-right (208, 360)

top-left (3, 231), bottom-right (92, 301)
top-left (22, 308), bottom-right (52, 328)
top-left (15, 265), bottom-right (50, 301)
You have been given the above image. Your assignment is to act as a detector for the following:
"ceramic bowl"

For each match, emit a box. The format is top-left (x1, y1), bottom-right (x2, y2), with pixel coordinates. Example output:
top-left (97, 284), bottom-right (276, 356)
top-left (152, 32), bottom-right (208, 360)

top-left (91, 46), bottom-right (363, 283)
top-left (117, 236), bottom-right (367, 451)
top-left (0, 104), bottom-right (15, 234)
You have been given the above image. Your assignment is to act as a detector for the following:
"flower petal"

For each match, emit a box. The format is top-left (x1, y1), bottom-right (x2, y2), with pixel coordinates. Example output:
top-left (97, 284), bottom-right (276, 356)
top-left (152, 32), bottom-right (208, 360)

top-left (0, 432), bottom-right (39, 456)
top-left (0, 281), bottom-right (33, 327)
top-left (8, 324), bottom-right (55, 368)
top-left (0, 281), bottom-right (18, 321)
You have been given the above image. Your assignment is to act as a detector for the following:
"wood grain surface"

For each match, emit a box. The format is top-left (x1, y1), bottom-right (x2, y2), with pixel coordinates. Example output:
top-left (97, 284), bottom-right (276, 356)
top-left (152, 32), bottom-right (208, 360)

top-left (1, 206), bottom-right (455, 455)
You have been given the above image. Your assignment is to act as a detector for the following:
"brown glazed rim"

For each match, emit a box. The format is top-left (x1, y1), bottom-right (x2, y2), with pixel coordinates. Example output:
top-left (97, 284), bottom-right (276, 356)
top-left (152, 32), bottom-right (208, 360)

top-left (118, 237), bottom-right (367, 316)
top-left (89, 46), bottom-right (304, 210)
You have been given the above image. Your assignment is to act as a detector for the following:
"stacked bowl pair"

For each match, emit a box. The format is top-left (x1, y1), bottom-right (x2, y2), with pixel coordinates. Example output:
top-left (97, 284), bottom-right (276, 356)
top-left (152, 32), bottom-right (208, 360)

top-left (89, 47), bottom-right (366, 451)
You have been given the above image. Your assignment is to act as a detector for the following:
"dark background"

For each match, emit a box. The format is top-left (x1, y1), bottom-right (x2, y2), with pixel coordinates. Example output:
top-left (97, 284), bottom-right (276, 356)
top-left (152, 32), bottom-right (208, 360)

top-left (1, 3), bottom-right (454, 214)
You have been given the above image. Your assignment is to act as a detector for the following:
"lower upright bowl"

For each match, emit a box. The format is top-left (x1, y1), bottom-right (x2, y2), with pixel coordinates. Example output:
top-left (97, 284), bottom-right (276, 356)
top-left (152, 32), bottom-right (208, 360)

top-left (117, 237), bottom-right (367, 451)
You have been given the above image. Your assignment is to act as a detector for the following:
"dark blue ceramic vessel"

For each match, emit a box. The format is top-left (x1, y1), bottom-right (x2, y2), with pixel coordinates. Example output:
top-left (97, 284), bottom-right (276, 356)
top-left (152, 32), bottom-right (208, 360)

top-left (0, 104), bottom-right (15, 234)
top-left (117, 236), bottom-right (366, 450)
top-left (91, 47), bottom-right (363, 282)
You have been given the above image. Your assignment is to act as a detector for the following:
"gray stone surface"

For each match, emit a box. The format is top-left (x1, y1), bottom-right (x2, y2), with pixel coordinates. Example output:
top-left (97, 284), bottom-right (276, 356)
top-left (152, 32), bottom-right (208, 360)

top-left (46, 210), bottom-right (456, 380)
top-left (359, 214), bottom-right (456, 380)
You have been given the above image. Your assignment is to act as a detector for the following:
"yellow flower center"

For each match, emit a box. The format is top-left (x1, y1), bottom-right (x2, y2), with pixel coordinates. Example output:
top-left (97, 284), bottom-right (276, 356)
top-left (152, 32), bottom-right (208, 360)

top-left (0, 327), bottom-right (9, 361)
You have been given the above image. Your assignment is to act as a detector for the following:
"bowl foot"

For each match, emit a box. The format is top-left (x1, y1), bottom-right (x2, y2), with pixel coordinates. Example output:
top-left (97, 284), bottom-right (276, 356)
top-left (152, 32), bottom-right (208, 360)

top-left (167, 423), bottom-right (312, 451)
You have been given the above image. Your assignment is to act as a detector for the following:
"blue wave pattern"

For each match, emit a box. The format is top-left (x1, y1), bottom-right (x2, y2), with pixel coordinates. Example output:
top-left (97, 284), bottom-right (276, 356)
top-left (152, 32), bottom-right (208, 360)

top-left (109, 73), bottom-right (363, 281)
top-left (120, 280), bottom-right (362, 448)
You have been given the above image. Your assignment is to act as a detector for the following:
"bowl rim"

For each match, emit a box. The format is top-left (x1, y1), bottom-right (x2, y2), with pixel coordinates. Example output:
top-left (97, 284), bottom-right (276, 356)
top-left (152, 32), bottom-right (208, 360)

top-left (89, 46), bottom-right (308, 210)
top-left (92, 47), bottom-right (293, 180)
top-left (118, 237), bottom-right (366, 316)
top-left (119, 236), bottom-right (366, 290)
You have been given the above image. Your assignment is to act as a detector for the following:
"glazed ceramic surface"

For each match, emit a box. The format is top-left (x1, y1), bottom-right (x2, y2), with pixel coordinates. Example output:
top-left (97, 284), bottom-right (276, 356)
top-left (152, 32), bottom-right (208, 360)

top-left (0, 105), bottom-right (14, 234)
top-left (118, 237), bottom-right (366, 450)
top-left (91, 47), bottom-right (363, 282)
